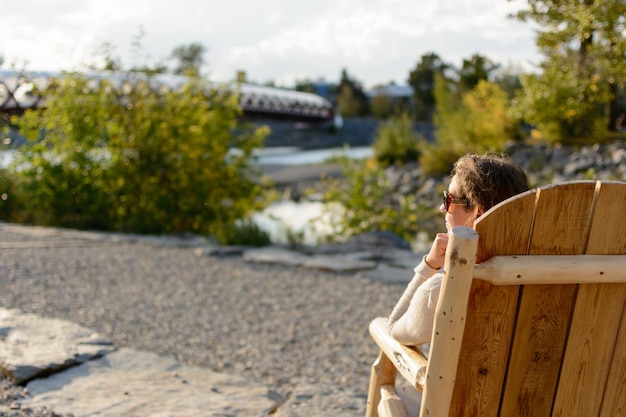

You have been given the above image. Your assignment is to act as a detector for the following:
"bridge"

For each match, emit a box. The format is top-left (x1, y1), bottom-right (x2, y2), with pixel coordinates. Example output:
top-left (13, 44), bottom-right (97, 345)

top-left (0, 69), bottom-right (339, 126)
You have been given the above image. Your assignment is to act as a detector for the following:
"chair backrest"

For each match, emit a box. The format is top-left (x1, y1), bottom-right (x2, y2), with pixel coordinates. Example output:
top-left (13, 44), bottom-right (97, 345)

top-left (426, 180), bottom-right (626, 417)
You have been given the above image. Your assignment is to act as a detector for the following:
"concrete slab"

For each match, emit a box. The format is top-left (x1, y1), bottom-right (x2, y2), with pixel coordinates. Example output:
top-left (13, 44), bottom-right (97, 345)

top-left (20, 348), bottom-right (278, 417)
top-left (0, 308), bottom-right (115, 384)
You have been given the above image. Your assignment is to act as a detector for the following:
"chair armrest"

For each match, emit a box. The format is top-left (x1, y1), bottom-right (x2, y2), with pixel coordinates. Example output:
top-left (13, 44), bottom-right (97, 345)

top-left (369, 317), bottom-right (429, 391)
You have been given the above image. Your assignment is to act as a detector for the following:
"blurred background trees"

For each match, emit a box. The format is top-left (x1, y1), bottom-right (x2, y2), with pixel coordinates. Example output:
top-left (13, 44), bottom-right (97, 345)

top-left (512, 0), bottom-right (626, 143)
top-left (170, 43), bottom-right (207, 76)
top-left (2, 73), bottom-right (269, 244)
top-left (1, 0), bottom-right (625, 244)
top-left (407, 52), bottom-right (450, 122)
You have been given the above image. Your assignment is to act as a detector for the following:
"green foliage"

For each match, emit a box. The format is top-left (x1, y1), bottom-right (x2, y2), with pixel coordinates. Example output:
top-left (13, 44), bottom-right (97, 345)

top-left (458, 54), bottom-right (499, 93)
top-left (461, 80), bottom-right (522, 147)
top-left (0, 167), bottom-right (27, 222)
top-left (322, 158), bottom-right (431, 244)
top-left (215, 217), bottom-right (271, 246)
top-left (513, 55), bottom-right (610, 144)
top-left (369, 93), bottom-right (395, 119)
top-left (170, 43), bottom-right (207, 76)
top-left (87, 42), bottom-right (122, 71)
top-left (492, 63), bottom-right (524, 100)
top-left (421, 75), bottom-right (519, 176)
top-left (369, 84), bottom-right (411, 119)
top-left (514, 0), bottom-right (626, 142)
top-left (408, 52), bottom-right (451, 121)
top-left (372, 113), bottom-right (424, 166)
top-left (335, 69), bottom-right (369, 118)
top-left (6, 73), bottom-right (268, 241)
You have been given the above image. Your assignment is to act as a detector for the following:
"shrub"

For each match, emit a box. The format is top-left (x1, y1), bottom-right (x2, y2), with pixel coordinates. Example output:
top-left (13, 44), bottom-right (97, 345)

top-left (421, 77), bottom-right (521, 176)
top-left (322, 158), bottom-right (431, 244)
top-left (372, 113), bottom-right (425, 166)
top-left (6, 73), bottom-right (269, 241)
top-left (0, 167), bottom-right (28, 223)
top-left (512, 67), bottom-right (609, 144)
top-left (215, 217), bottom-right (271, 246)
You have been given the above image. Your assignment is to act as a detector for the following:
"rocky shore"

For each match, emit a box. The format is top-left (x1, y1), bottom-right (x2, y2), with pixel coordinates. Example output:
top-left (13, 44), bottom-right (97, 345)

top-left (278, 139), bottom-right (626, 216)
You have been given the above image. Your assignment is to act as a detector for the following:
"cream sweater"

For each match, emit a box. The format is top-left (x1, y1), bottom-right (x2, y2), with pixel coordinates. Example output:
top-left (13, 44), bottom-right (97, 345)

top-left (387, 260), bottom-right (442, 346)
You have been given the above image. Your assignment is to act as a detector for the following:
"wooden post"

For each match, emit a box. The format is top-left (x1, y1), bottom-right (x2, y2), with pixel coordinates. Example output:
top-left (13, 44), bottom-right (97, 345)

top-left (366, 351), bottom-right (398, 417)
top-left (378, 384), bottom-right (410, 417)
top-left (420, 226), bottom-right (478, 417)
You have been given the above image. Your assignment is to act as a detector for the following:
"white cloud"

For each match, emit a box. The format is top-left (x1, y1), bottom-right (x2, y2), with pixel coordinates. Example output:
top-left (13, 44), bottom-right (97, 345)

top-left (1, 0), bottom-right (540, 87)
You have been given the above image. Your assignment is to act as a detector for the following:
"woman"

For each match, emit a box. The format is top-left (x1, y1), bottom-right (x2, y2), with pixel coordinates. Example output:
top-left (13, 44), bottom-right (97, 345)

top-left (388, 153), bottom-right (530, 346)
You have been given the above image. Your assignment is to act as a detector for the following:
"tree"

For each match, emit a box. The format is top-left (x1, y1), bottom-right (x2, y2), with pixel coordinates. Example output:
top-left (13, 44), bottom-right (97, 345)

top-left (369, 87), bottom-right (395, 119)
top-left (514, 0), bottom-right (626, 140)
top-left (458, 54), bottom-right (500, 93)
top-left (85, 42), bottom-right (122, 72)
top-left (334, 69), bottom-right (369, 118)
top-left (420, 75), bottom-right (519, 175)
top-left (369, 83), bottom-right (412, 119)
top-left (408, 52), bottom-right (451, 121)
top-left (492, 62), bottom-right (524, 99)
top-left (294, 79), bottom-right (317, 93)
top-left (372, 112), bottom-right (424, 164)
top-left (90, 29), bottom-right (168, 74)
top-left (170, 43), bottom-right (207, 77)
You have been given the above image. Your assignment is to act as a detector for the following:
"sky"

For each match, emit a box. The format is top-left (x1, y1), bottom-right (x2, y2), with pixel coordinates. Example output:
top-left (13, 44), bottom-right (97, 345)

top-left (1, 0), bottom-right (543, 89)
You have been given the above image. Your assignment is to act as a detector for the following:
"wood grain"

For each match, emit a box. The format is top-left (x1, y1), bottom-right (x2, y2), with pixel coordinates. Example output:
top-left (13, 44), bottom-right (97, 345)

top-left (449, 189), bottom-right (536, 417)
top-left (553, 181), bottom-right (626, 416)
top-left (499, 181), bottom-right (596, 416)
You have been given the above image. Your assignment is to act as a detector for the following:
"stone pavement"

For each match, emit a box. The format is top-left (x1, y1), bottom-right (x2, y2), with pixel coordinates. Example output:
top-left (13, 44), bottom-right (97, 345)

top-left (0, 308), bottom-right (279, 417)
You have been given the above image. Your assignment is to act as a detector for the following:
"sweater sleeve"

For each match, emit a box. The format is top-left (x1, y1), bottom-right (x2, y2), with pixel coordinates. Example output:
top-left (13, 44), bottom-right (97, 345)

top-left (387, 259), bottom-right (442, 346)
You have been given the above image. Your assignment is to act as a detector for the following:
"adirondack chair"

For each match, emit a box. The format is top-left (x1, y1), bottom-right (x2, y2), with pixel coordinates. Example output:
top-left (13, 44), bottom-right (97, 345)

top-left (365, 180), bottom-right (626, 417)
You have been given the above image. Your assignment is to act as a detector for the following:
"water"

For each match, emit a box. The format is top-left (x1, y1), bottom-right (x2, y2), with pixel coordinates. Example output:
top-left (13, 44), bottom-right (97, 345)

top-left (0, 146), bottom-right (373, 245)
top-left (253, 146), bottom-right (372, 245)
top-left (0, 150), bottom-right (16, 168)
top-left (255, 146), bottom-right (372, 165)
top-left (252, 200), bottom-right (344, 246)
top-left (1, 146), bottom-right (373, 169)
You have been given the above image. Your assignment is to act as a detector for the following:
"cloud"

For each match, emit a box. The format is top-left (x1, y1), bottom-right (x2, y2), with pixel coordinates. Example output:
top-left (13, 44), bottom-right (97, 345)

top-left (212, 0), bottom-right (537, 85)
top-left (2, 0), bottom-right (539, 86)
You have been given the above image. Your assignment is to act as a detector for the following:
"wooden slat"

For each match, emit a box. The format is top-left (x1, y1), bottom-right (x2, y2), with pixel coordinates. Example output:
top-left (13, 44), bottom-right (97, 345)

top-left (474, 255), bottom-right (626, 285)
top-left (600, 299), bottom-right (626, 417)
top-left (528, 181), bottom-right (597, 254)
top-left (474, 188), bottom-right (538, 261)
top-left (499, 181), bottom-right (596, 417)
top-left (449, 190), bottom-right (536, 417)
top-left (499, 285), bottom-right (576, 417)
top-left (585, 181), bottom-right (626, 256)
top-left (420, 227), bottom-right (478, 417)
top-left (553, 181), bottom-right (626, 417)
top-left (594, 183), bottom-right (626, 417)
top-left (448, 280), bottom-right (520, 417)
top-left (553, 284), bottom-right (626, 416)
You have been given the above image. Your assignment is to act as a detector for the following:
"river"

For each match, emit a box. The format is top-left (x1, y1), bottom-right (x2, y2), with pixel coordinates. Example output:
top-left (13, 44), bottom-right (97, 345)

top-left (1, 146), bottom-right (373, 246)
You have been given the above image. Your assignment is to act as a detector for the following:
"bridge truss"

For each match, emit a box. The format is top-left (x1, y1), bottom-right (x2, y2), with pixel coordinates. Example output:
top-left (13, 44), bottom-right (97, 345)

top-left (0, 69), bottom-right (338, 126)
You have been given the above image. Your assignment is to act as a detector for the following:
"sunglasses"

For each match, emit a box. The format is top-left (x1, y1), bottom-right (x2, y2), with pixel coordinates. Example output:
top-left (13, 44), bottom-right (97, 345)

top-left (443, 191), bottom-right (470, 212)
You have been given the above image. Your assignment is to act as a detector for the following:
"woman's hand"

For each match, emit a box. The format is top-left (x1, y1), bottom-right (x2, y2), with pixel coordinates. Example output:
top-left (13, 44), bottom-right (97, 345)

top-left (424, 233), bottom-right (448, 270)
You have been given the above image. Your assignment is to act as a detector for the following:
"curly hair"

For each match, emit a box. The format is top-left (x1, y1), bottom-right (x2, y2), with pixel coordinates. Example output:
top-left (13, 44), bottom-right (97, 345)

top-left (451, 153), bottom-right (530, 213)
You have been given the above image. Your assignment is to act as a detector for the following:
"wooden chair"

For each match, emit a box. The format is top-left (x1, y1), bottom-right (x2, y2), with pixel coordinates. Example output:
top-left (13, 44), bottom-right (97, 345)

top-left (365, 180), bottom-right (626, 417)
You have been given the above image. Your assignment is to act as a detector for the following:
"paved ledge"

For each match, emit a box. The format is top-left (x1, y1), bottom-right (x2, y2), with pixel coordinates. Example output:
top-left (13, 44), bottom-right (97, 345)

top-left (0, 308), bottom-right (279, 416)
